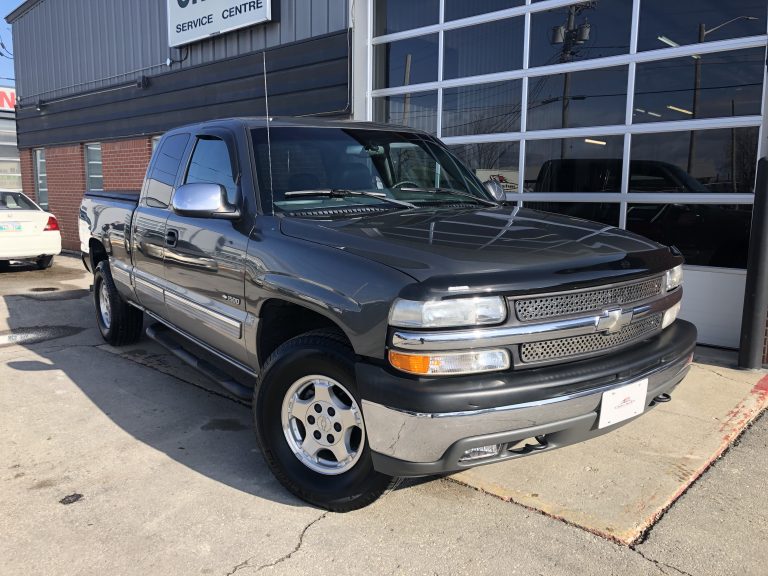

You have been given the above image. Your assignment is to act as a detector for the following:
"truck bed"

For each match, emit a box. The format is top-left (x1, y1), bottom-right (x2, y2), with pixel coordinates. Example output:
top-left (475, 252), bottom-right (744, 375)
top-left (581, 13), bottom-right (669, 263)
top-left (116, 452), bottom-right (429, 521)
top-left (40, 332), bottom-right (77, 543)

top-left (80, 189), bottom-right (140, 271)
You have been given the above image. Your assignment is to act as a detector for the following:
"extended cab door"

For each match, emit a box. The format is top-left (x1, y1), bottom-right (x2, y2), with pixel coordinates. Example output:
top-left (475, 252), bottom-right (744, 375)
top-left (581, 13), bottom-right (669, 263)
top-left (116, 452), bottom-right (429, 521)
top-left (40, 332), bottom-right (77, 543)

top-left (132, 133), bottom-right (191, 314)
top-left (163, 130), bottom-right (250, 365)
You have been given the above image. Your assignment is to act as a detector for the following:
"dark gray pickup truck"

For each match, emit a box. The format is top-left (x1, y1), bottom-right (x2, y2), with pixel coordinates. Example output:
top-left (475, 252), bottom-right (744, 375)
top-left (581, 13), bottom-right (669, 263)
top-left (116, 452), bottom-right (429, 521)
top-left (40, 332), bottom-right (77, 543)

top-left (80, 118), bottom-right (696, 511)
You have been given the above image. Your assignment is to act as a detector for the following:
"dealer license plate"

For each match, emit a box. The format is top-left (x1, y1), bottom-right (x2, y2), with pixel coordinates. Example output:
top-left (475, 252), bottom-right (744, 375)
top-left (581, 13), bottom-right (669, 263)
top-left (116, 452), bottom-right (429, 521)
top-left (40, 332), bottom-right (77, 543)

top-left (0, 222), bottom-right (23, 232)
top-left (598, 378), bottom-right (648, 429)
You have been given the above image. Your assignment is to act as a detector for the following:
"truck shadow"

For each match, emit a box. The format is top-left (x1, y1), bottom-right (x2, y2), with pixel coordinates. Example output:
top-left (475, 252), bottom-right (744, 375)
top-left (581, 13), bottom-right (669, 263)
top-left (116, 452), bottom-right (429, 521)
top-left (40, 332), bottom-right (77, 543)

top-left (2, 280), bottom-right (305, 508)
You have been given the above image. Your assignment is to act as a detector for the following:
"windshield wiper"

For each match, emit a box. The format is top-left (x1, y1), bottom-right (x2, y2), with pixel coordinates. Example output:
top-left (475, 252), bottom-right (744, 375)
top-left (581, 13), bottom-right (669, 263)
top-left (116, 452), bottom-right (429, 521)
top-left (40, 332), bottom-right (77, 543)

top-left (284, 189), bottom-right (416, 209)
top-left (399, 187), bottom-right (500, 207)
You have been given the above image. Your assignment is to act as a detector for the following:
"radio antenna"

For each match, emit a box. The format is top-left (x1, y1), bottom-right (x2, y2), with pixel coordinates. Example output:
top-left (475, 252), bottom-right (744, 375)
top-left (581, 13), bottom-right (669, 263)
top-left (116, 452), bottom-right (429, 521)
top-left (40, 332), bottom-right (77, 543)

top-left (262, 50), bottom-right (275, 210)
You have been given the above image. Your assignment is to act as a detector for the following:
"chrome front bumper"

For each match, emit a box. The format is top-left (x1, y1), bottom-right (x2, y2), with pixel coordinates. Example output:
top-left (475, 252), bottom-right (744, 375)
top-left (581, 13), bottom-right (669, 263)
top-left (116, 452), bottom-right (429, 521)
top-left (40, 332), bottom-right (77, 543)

top-left (362, 352), bottom-right (692, 471)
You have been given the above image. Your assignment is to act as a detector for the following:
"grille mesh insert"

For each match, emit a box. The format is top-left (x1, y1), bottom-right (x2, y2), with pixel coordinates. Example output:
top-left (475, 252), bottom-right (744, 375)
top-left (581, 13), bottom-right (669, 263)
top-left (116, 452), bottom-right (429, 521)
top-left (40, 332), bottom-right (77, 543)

top-left (520, 313), bottom-right (663, 364)
top-left (515, 278), bottom-right (662, 322)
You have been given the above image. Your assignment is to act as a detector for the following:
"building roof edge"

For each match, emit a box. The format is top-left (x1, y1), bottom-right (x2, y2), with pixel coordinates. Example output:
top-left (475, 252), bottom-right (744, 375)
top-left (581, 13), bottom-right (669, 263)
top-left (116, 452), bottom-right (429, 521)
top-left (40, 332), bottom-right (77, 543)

top-left (6, 0), bottom-right (44, 24)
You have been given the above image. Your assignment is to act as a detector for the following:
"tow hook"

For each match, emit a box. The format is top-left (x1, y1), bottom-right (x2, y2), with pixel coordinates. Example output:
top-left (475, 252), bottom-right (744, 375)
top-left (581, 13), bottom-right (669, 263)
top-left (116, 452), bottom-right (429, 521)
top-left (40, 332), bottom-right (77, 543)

top-left (509, 435), bottom-right (549, 455)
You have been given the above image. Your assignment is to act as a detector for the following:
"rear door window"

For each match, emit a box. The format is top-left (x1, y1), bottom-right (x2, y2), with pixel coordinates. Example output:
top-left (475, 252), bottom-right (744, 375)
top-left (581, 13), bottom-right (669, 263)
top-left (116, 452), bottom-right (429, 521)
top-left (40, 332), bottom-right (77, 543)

top-left (144, 133), bottom-right (190, 208)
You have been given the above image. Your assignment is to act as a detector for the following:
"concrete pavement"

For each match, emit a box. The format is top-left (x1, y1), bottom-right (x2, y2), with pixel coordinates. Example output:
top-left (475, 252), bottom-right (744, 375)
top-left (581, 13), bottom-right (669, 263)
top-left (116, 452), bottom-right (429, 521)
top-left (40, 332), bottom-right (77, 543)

top-left (1, 255), bottom-right (766, 575)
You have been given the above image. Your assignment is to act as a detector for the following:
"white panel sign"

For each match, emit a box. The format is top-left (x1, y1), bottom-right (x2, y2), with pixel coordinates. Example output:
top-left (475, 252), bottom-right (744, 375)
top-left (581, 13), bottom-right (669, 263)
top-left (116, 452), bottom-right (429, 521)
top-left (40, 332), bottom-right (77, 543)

top-left (167, 0), bottom-right (272, 48)
top-left (0, 87), bottom-right (15, 111)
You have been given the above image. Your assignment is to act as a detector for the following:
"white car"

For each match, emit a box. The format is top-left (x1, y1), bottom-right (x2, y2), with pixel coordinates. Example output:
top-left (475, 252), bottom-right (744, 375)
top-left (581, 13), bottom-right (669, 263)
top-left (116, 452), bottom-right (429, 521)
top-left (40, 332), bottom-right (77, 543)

top-left (0, 190), bottom-right (62, 270)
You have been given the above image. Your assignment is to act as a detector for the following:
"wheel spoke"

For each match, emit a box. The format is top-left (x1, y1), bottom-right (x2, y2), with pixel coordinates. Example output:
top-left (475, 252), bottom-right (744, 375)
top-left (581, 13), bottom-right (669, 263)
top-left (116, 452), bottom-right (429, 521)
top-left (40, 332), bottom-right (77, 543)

top-left (300, 435), bottom-right (323, 459)
top-left (328, 440), bottom-right (353, 464)
top-left (338, 407), bottom-right (360, 432)
top-left (289, 396), bottom-right (312, 421)
top-left (312, 380), bottom-right (334, 404)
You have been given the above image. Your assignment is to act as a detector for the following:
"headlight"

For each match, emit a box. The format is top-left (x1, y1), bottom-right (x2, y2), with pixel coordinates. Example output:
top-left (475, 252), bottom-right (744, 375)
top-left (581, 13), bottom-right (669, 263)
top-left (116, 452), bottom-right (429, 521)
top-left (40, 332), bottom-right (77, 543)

top-left (662, 301), bottom-right (681, 329)
top-left (388, 349), bottom-right (510, 376)
top-left (665, 265), bottom-right (683, 291)
top-left (389, 296), bottom-right (507, 328)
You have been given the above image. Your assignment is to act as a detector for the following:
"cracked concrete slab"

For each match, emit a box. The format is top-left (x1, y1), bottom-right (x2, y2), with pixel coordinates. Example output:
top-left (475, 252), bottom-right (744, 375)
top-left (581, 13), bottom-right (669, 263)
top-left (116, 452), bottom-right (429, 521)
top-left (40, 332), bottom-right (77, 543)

top-left (451, 359), bottom-right (768, 545)
top-left (635, 410), bottom-right (768, 576)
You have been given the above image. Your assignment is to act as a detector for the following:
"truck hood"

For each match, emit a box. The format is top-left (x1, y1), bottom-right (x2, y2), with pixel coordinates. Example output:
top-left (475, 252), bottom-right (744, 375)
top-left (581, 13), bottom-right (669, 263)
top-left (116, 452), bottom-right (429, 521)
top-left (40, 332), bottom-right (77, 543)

top-left (280, 207), bottom-right (679, 298)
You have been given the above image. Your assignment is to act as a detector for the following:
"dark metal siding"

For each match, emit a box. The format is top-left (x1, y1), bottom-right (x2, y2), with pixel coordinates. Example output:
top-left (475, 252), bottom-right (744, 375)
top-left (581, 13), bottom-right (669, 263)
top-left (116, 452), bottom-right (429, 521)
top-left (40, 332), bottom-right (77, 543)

top-left (15, 31), bottom-right (351, 148)
top-left (10, 0), bottom-right (348, 105)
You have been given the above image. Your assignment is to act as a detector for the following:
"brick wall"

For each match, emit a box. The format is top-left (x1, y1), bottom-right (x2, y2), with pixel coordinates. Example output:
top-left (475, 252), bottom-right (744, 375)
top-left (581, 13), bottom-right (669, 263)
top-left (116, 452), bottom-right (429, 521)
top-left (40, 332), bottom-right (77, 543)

top-left (45, 144), bottom-right (86, 251)
top-left (20, 148), bottom-right (35, 203)
top-left (764, 317), bottom-right (768, 365)
top-left (102, 138), bottom-right (153, 191)
top-left (18, 137), bottom-right (155, 252)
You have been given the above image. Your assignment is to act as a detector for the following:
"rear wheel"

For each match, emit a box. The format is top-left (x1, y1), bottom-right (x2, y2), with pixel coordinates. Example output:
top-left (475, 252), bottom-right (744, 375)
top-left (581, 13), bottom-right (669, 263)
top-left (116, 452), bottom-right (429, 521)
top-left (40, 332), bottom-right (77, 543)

top-left (36, 255), bottom-right (54, 270)
top-left (0, 260), bottom-right (9, 271)
top-left (93, 260), bottom-right (144, 346)
top-left (254, 329), bottom-right (395, 511)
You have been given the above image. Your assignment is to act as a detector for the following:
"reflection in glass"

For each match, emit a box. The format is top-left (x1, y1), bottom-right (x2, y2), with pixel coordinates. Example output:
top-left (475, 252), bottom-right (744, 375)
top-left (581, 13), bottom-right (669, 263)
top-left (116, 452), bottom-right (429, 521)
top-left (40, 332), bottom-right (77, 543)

top-left (34, 149), bottom-right (47, 208)
top-left (630, 128), bottom-right (759, 193)
top-left (450, 142), bottom-right (521, 192)
top-left (86, 143), bottom-right (103, 193)
top-left (373, 91), bottom-right (438, 134)
top-left (529, 1), bottom-right (632, 68)
top-left (443, 18), bottom-right (524, 80)
top-left (0, 159), bottom-right (21, 192)
top-left (524, 200), bottom-right (620, 227)
top-left (445, 0), bottom-right (525, 21)
top-left (374, 34), bottom-right (439, 89)
top-left (374, 0), bottom-right (439, 36)
top-left (638, 0), bottom-right (766, 52)
top-left (442, 81), bottom-right (522, 137)
top-left (525, 136), bottom-right (624, 191)
top-left (627, 203), bottom-right (752, 268)
top-left (524, 136), bottom-right (624, 226)
top-left (527, 67), bottom-right (628, 131)
top-left (634, 49), bottom-right (764, 124)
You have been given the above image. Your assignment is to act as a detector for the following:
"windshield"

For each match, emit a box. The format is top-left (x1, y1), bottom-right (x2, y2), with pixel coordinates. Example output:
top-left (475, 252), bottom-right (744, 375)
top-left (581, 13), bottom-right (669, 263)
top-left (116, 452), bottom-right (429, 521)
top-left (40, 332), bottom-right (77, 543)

top-left (0, 192), bottom-right (38, 211)
top-left (252, 127), bottom-right (493, 214)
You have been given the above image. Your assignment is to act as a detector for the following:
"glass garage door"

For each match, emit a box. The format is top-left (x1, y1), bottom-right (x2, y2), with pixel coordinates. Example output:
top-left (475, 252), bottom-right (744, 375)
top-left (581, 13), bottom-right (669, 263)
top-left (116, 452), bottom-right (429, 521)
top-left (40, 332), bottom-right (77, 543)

top-left (368, 0), bottom-right (768, 347)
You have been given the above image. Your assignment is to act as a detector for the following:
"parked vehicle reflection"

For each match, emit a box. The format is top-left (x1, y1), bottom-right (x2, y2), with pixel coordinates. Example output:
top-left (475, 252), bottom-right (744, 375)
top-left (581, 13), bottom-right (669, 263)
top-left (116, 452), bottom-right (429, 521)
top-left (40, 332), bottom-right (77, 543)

top-left (526, 157), bottom-right (752, 268)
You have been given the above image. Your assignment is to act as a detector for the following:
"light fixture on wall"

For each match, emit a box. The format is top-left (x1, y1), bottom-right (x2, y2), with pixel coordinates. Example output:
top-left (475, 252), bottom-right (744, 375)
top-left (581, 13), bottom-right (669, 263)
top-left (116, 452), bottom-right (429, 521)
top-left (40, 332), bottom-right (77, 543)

top-left (584, 138), bottom-right (607, 146)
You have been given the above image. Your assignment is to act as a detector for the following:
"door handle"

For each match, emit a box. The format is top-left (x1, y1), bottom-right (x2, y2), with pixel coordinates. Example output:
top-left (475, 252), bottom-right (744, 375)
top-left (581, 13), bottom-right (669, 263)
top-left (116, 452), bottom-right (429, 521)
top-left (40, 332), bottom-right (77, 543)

top-left (165, 229), bottom-right (178, 248)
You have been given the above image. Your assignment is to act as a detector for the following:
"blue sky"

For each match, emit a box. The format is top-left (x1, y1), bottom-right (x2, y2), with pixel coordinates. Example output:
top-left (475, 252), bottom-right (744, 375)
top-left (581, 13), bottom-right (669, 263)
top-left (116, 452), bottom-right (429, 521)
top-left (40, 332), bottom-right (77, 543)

top-left (0, 1), bottom-right (20, 87)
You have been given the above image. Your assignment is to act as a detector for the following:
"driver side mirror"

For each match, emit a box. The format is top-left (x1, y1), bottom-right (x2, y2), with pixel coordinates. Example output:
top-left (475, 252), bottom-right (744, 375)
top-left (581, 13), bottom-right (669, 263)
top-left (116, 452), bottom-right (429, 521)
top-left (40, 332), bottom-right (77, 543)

top-left (483, 179), bottom-right (506, 202)
top-left (172, 183), bottom-right (240, 219)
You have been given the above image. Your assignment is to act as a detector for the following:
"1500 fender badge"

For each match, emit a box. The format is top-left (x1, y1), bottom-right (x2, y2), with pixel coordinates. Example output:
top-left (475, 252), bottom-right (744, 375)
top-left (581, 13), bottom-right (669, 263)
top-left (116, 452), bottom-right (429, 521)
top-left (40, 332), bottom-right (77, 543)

top-left (222, 294), bottom-right (241, 305)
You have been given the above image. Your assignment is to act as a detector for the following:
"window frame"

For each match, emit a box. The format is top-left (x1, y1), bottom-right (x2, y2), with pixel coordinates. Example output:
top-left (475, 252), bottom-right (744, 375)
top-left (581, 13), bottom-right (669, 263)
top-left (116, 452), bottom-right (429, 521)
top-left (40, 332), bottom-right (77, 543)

top-left (84, 142), bottom-right (103, 193)
top-left (33, 148), bottom-right (48, 209)
top-left (367, 0), bottom-right (767, 234)
top-left (182, 132), bottom-right (241, 207)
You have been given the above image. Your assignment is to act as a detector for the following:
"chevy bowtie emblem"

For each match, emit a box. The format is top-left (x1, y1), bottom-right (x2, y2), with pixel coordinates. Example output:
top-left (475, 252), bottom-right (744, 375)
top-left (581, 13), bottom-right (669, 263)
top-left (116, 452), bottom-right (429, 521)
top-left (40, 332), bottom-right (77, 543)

top-left (597, 308), bottom-right (634, 334)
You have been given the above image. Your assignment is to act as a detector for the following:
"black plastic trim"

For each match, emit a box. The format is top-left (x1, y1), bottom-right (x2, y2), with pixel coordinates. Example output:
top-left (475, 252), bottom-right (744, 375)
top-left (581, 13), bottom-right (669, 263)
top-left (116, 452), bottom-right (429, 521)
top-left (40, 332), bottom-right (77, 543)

top-left (17, 31), bottom-right (351, 149)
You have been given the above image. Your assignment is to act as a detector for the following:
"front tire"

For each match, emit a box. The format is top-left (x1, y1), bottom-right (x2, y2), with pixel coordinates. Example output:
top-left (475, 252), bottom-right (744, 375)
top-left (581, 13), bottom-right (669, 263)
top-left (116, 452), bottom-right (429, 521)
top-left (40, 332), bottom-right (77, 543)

top-left (254, 329), bottom-right (395, 511)
top-left (93, 260), bottom-right (144, 346)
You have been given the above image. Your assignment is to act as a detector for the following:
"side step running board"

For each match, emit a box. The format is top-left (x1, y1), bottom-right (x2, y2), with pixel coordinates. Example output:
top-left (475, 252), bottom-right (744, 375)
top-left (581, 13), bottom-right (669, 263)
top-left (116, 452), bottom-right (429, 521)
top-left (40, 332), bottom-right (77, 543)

top-left (145, 323), bottom-right (253, 401)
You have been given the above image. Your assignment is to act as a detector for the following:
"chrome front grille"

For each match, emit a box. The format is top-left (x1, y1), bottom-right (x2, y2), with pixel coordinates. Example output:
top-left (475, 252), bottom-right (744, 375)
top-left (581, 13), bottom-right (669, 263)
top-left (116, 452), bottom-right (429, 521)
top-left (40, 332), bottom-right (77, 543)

top-left (514, 277), bottom-right (663, 322)
top-left (519, 313), bottom-right (663, 364)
